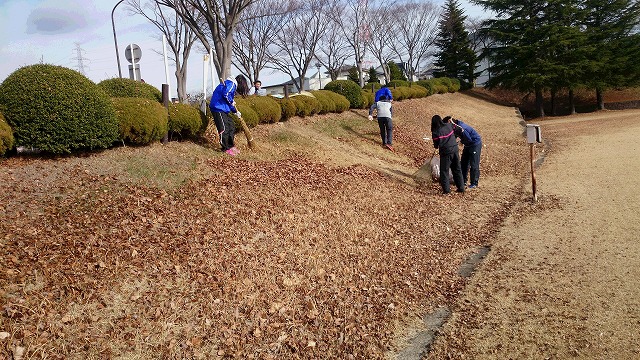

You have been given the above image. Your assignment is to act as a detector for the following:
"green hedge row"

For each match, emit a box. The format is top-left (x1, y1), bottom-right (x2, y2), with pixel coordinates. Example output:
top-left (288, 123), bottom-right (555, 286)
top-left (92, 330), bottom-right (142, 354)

top-left (324, 77), bottom-right (462, 110)
top-left (230, 91), bottom-right (351, 128)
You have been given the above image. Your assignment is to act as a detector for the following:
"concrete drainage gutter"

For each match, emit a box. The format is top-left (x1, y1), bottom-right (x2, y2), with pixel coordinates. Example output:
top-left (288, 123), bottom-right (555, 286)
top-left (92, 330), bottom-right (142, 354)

top-left (394, 245), bottom-right (491, 360)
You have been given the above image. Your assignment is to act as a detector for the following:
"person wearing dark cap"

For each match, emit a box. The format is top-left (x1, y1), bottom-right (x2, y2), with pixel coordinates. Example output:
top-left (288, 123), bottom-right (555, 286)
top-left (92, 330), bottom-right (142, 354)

top-left (431, 114), bottom-right (465, 194)
top-left (445, 116), bottom-right (482, 189)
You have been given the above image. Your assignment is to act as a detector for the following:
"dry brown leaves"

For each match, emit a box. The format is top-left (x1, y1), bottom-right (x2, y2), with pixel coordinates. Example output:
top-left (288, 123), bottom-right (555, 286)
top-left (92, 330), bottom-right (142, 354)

top-left (1, 93), bottom-right (532, 359)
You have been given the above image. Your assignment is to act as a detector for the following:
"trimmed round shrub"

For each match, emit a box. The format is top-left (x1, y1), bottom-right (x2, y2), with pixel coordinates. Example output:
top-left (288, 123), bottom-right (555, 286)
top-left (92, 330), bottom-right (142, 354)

top-left (112, 97), bottom-right (168, 145)
top-left (291, 94), bottom-right (321, 115)
top-left (0, 112), bottom-right (15, 156)
top-left (238, 96), bottom-right (282, 124)
top-left (168, 103), bottom-right (206, 138)
top-left (411, 84), bottom-right (429, 98)
top-left (323, 91), bottom-right (350, 112)
top-left (231, 103), bottom-right (259, 128)
top-left (0, 64), bottom-right (119, 154)
top-left (416, 80), bottom-right (435, 96)
top-left (98, 78), bottom-right (162, 102)
top-left (309, 90), bottom-right (336, 114)
top-left (324, 80), bottom-right (364, 109)
top-left (449, 78), bottom-right (462, 92)
top-left (290, 96), bottom-right (312, 117)
top-left (277, 98), bottom-right (296, 121)
top-left (362, 90), bottom-right (374, 109)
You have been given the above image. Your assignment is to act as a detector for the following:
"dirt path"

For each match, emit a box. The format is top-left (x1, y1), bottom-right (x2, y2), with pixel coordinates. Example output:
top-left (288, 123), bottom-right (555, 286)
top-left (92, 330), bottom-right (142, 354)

top-left (428, 110), bottom-right (640, 358)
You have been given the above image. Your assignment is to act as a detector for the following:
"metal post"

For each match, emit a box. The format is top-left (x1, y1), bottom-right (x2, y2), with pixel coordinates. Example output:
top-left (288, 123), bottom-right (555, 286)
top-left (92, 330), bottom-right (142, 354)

top-left (111, 0), bottom-right (126, 78)
top-left (162, 84), bottom-right (169, 145)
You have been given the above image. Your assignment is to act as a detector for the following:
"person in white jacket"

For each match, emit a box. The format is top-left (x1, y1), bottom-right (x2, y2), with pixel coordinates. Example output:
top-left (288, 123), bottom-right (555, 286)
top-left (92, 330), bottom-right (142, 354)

top-left (368, 95), bottom-right (394, 150)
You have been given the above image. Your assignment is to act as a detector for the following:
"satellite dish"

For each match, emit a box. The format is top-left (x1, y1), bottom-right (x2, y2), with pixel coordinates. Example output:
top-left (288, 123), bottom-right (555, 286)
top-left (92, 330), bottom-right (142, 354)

top-left (125, 44), bottom-right (142, 63)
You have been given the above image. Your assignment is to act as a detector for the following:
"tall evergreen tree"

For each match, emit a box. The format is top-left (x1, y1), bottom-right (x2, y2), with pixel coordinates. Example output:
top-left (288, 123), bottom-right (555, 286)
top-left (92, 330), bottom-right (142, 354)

top-left (388, 62), bottom-right (407, 81)
top-left (474, 0), bottom-right (575, 117)
top-left (433, 0), bottom-right (477, 88)
top-left (367, 66), bottom-right (379, 83)
top-left (581, 0), bottom-right (640, 109)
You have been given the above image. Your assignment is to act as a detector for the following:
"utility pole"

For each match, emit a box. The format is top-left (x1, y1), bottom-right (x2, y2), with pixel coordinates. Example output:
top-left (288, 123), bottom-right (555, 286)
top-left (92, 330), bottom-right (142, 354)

top-left (73, 42), bottom-right (90, 75)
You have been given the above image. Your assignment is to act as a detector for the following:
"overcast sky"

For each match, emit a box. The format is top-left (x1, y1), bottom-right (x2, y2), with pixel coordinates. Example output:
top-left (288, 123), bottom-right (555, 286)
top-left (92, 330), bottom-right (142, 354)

top-left (0, 0), bottom-right (489, 98)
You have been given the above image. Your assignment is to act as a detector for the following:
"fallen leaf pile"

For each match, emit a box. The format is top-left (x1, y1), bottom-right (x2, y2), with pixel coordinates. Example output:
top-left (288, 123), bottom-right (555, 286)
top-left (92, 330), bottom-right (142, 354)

top-left (1, 93), bottom-right (536, 359)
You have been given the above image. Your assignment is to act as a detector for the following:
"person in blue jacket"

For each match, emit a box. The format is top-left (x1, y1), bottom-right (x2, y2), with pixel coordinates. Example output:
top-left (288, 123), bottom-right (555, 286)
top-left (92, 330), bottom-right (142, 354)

top-left (374, 85), bottom-right (393, 102)
top-left (445, 116), bottom-right (482, 189)
top-left (209, 75), bottom-right (249, 156)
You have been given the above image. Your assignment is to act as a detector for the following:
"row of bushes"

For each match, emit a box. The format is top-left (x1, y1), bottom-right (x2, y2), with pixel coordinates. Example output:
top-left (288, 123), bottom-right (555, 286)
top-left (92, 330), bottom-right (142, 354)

top-left (0, 63), bottom-right (462, 157)
top-left (325, 77), bottom-right (461, 110)
top-left (0, 64), bottom-right (209, 155)
top-left (230, 90), bottom-right (351, 128)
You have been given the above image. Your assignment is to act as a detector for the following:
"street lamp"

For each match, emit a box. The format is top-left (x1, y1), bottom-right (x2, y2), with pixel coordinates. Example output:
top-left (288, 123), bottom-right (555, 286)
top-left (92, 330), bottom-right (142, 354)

top-left (315, 62), bottom-right (322, 89)
top-left (111, 0), bottom-right (126, 78)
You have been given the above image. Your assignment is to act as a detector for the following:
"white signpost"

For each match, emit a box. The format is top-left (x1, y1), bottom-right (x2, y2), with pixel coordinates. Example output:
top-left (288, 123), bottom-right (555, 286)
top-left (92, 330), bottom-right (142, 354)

top-left (125, 44), bottom-right (142, 81)
top-left (526, 124), bottom-right (542, 201)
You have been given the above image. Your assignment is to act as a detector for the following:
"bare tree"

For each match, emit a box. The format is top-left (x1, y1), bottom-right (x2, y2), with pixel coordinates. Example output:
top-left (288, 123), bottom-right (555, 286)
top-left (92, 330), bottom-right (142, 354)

top-left (367, 5), bottom-right (396, 83)
top-left (129, 0), bottom-right (198, 103)
top-left (335, 0), bottom-right (375, 87)
top-left (390, 1), bottom-right (440, 80)
top-left (267, 0), bottom-right (333, 93)
top-left (233, 0), bottom-right (298, 84)
top-left (155, 0), bottom-right (258, 80)
top-left (317, 22), bottom-right (352, 81)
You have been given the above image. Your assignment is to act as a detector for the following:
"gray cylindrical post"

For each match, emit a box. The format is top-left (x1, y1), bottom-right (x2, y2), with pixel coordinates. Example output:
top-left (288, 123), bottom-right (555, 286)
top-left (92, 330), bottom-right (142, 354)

top-left (162, 84), bottom-right (169, 144)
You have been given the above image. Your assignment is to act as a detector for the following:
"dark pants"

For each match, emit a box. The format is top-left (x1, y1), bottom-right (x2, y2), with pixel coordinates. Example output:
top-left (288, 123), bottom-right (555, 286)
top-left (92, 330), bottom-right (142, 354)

top-left (212, 111), bottom-right (235, 151)
top-left (440, 151), bottom-right (465, 193)
top-left (377, 117), bottom-right (393, 145)
top-left (461, 142), bottom-right (482, 186)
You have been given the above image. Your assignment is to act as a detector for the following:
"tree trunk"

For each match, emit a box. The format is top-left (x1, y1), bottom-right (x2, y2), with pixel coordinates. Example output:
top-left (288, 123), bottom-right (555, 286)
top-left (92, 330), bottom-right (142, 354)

top-left (569, 88), bottom-right (576, 115)
top-left (550, 88), bottom-right (557, 116)
top-left (176, 67), bottom-right (188, 103)
top-left (535, 85), bottom-right (545, 118)
top-left (596, 87), bottom-right (605, 110)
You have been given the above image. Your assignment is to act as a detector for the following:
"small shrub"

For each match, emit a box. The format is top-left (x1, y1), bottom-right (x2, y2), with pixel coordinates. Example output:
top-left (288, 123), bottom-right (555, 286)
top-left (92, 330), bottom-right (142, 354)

top-left (112, 97), bottom-right (168, 145)
top-left (231, 103), bottom-right (259, 128)
top-left (290, 96), bottom-right (312, 117)
top-left (411, 84), bottom-right (430, 97)
top-left (98, 78), bottom-right (162, 102)
top-left (0, 112), bottom-right (15, 156)
top-left (239, 96), bottom-right (282, 124)
top-left (449, 78), bottom-right (462, 92)
top-left (362, 90), bottom-right (374, 109)
top-left (168, 103), bottom-right (205, 139)
top-left (0, 64), bottom-right (119, 154)
top-left (324, 80), bottom-right (365, 109)
top-left (276, 98), bottom-right (296, 121)
top-left (416, 80), bottom-right (435, 96)
top-left (292, 94), bottom-right (321, 115)
top-left (309, 91), bottom-right (336, 114)
top-left (323, 91), bottom-right (351, 112)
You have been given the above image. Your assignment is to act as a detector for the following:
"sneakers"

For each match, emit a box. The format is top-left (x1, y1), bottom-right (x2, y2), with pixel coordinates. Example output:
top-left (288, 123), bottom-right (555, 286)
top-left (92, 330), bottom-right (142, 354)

top-left (385, 144), bottom-right (394, 151)
top-left (224, 149), bottom-right (236, 156)
top-left (468, 184), bottom-right (478, 189)
top-left (230, 147), bottom-right (240, 155)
